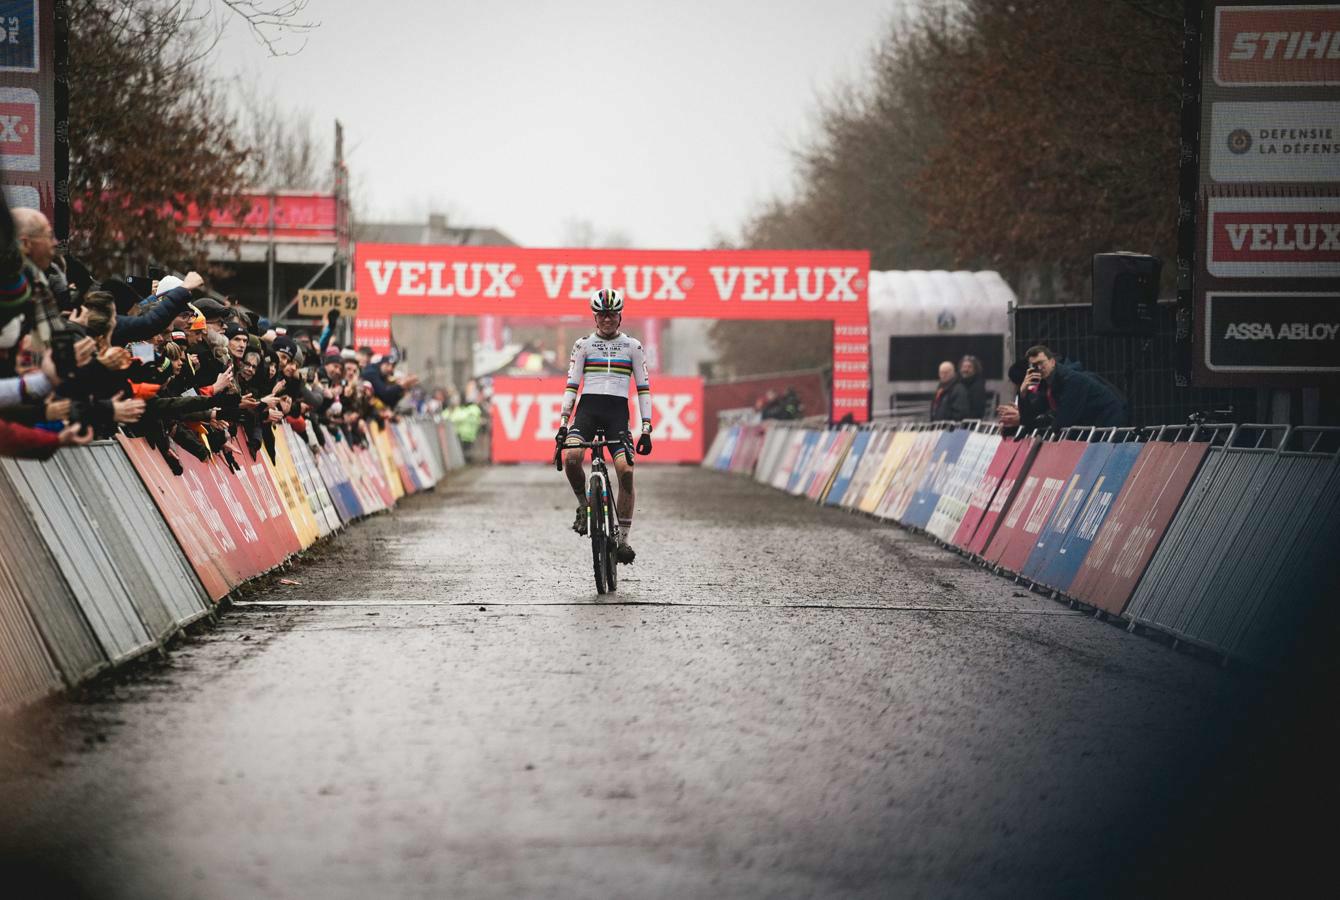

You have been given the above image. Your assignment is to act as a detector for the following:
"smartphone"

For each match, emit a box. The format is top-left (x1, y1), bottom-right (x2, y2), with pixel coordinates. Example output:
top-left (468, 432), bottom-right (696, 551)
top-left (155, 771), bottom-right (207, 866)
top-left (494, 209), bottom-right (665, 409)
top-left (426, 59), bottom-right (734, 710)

top-left (50, 329), bottom-right (79, 380)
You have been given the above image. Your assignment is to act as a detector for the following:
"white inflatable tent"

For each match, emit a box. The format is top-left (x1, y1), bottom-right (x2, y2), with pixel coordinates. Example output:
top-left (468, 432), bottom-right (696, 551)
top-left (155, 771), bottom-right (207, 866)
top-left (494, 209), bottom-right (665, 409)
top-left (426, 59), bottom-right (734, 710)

top-left (867, 270), bottom-right (1016, 418)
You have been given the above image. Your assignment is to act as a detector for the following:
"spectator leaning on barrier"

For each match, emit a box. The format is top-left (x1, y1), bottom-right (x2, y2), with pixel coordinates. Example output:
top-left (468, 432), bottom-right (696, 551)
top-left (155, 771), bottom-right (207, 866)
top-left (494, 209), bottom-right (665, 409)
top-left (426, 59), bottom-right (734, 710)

top-left (996, 345), bottom-right (1127, 431)
top-left (930, 360), bottom-right (969, 422)
top-left (958, 355), bottom-right (988, 419)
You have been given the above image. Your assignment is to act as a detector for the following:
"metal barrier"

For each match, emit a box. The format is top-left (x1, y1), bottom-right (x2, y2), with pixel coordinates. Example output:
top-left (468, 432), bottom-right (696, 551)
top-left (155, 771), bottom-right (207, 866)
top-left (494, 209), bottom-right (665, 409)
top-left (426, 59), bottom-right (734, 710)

top-left (1, 454), bottom-right (159, 663)
top-left (1125, 426), bottom-right (1340, 668)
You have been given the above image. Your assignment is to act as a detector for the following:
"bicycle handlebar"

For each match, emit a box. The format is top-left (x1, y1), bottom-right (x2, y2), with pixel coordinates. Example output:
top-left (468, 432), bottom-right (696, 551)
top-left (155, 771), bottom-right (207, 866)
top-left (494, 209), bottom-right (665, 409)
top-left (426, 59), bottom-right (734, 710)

top-left (553, 434), bottom-right (631, 470)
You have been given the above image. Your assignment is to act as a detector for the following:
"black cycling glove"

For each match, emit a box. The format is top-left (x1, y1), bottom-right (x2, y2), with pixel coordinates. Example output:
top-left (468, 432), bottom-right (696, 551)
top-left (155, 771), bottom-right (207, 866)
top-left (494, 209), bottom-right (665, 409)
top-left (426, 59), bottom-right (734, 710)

top-left (636, 432), bottom-right (652, 456)
top-left (554, 425), bottom-right (567, 445)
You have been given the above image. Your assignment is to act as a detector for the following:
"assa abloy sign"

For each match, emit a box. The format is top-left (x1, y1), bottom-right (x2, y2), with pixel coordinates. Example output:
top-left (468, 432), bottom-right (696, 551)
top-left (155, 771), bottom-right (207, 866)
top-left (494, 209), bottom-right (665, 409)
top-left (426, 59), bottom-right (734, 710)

top-left (489, 376), bottom-right (703, 464)
top-left (1215, 4), bottom-right (1340, 87)
top-left (1207, 197), bottom-right (1340, 277)
top-left (1206, 292), bottom-right (1340, 372)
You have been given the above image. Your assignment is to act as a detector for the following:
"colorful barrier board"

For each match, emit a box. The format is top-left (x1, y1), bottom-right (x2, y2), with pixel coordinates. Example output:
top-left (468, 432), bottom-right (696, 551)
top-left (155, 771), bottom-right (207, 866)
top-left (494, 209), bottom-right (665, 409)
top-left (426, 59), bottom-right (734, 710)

top-left (984, 440), bottom-right (1088, 572)
top-left (1019, 442), bottom-right (1117, 586)
top-left (902, 429), bottom-right (970, 530)
top-left (1069, 441), bottom-right (1210, 615)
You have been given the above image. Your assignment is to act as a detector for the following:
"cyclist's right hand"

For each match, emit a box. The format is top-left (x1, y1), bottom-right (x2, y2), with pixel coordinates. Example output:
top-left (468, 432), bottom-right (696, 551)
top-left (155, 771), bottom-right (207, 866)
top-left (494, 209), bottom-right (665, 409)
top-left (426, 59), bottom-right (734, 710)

top-left (555, 425), bottom-right (568, 445)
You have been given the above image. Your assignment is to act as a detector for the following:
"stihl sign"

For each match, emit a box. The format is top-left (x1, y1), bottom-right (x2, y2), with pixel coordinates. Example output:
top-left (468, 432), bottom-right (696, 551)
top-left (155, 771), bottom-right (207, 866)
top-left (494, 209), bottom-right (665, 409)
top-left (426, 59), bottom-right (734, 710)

top-left (1215, 5), bottom-right (1340, 86)
top-left (1207, 198), bottom-right (1340, 276)
top-left (489, 376), bottom-right (704, 464)
top-left (355, 247), bottom-right (871, 423)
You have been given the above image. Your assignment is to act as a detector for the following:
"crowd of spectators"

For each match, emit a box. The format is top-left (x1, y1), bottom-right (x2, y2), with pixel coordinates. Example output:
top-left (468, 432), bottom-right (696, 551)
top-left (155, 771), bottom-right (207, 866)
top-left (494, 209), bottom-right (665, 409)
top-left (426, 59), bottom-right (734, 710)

top-left (0, 195), bottom-right (422, 470)
top-left (927, 349), bottom-right (1126, 430)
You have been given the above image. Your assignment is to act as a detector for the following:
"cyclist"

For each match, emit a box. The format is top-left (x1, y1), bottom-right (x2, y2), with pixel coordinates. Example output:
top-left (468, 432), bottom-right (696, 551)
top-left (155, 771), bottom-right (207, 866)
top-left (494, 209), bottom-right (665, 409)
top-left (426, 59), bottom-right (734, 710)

top-left (555, 288), bottom-right (653, 564)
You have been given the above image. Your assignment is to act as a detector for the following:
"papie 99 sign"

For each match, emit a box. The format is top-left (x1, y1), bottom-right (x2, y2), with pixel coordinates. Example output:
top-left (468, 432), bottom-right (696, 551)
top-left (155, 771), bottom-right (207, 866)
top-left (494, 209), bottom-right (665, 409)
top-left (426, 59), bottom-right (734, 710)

top-left (490, 376), bottom-right (703, 463)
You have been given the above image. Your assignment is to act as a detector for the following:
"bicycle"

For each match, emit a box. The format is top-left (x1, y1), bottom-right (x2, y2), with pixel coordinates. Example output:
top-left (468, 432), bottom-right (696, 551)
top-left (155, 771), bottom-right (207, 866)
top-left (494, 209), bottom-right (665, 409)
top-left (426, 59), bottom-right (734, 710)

top-left (554, 430), bottom-right (630, 595)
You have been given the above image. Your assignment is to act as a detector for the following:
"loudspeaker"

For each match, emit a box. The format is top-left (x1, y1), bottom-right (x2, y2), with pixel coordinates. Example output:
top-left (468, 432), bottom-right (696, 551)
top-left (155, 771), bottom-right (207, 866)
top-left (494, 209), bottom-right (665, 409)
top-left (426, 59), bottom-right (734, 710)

top-left (1092, 252), bottom-right (1161, 336)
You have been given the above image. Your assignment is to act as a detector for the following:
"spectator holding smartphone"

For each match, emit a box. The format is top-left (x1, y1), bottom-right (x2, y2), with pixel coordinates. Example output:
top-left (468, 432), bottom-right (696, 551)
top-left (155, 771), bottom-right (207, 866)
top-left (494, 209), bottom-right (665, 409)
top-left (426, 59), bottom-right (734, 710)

top-left (996, 345), bottom-right (1126, 430)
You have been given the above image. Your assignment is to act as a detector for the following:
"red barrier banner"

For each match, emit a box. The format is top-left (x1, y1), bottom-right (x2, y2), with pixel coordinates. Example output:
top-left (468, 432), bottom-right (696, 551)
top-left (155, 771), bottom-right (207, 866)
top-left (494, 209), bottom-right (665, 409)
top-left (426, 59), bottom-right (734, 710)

top-left (1069, 441), bottom-right (1210, 615)
top-left (117, 436), bottom-right (300, 596)
top-left (117, 436), bottom-right (236, 601)
top-left (952, 438), bottom-right (1025, 551)
top-left (983, 440), bottom-right (1087, 571)
top-left (490, 375), bottom-right (704, 463)
top-left (966, 438), bottom-right (1040, 556)
top-left (227, 436), bottom-right (304, 564)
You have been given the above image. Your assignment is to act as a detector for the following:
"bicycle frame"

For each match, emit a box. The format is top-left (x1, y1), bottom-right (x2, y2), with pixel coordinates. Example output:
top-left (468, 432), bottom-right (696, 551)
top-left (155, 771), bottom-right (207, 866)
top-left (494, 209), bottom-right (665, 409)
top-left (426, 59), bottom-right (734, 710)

top-left (555, 432), bottom-right (629, 594)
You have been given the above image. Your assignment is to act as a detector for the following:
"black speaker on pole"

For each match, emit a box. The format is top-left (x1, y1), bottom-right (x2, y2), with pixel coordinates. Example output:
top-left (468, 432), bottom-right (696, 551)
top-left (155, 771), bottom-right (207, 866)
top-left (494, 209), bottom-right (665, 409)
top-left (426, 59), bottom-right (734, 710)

top-left (1092, 252), bottom-right (1161, 336)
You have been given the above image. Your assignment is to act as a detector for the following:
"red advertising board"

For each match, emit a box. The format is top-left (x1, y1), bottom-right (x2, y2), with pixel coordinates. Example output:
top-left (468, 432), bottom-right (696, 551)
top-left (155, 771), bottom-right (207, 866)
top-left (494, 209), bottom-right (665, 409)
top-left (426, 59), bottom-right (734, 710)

top-left (1215, 5), bottom-right (1340, 86)
top-left (490, 375), bottom-right (704, 463)
top-left (1069, 441), bottom-right (1211, 615)
top-left (952, 438), bottom-right (1025, 551)
top-left (180, 192), bottom-right (338, 241)
top-left (117, 434), bottom-right (302, 598)
top-left (966, 438), bottom-right (1039, 556)
top-left (983, 440), bottom-right (1086, 570)
top-left (353, 246), bottom-right (871, 421)
top-left (1207, 197), bottom-right (1340, 277)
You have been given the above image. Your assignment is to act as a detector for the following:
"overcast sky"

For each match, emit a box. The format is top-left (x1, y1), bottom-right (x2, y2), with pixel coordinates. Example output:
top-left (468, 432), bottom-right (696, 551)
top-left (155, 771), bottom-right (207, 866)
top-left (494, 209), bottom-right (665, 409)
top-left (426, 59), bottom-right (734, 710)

top-left (211, 0), bottom-right (906, 249)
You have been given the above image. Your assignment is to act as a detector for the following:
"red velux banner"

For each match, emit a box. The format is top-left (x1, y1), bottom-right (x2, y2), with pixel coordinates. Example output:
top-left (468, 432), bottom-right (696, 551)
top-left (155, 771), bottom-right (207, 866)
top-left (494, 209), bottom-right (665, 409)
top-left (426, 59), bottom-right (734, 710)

top-left (354, 246), bottom-right (871, 422)
top-left (490, 376), bottom-right (704, 464)
top-left (180, 192), bottom-right (338, 241)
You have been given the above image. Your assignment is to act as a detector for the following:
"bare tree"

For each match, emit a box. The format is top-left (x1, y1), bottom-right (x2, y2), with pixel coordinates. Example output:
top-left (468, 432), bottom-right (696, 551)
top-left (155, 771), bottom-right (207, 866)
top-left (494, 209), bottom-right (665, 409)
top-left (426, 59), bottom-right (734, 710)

top-left (235, 83), bottom-right (328, 190)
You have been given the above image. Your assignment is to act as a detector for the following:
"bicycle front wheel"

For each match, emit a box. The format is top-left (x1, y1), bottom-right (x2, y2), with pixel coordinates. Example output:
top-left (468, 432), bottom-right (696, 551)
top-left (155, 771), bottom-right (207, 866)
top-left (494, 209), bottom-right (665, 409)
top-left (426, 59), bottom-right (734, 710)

top-left (588, 474), bottom-right (608, 594)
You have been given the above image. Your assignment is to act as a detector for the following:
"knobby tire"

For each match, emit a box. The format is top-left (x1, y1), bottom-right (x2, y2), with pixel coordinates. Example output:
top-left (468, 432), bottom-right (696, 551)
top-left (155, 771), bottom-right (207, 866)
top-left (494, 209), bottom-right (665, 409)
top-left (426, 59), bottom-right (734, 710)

top-left (589, 474), bottom-right (608, 594)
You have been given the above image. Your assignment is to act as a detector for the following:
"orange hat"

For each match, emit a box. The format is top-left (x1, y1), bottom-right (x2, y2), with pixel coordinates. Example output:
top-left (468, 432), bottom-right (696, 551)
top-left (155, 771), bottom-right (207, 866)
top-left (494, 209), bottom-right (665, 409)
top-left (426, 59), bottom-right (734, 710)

top-left (188, 313), bottom-right (207, 332)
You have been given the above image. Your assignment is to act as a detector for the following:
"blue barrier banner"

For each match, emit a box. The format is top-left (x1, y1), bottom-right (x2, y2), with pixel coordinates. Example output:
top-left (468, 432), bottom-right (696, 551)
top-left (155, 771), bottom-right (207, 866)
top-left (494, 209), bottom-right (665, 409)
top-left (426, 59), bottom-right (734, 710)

top-left (824, 430), bottom-right (872, 506)
top-left (785, 431), bottom-right (823, 494)
top-left (1034, 442), bottom-right (1146, 592)
top-left (715, 427), bottom-right (741, 470)
top-left (1020, 443), bottom-right (1115, 585)
top-left (901, 429), bottom-right (969, 530)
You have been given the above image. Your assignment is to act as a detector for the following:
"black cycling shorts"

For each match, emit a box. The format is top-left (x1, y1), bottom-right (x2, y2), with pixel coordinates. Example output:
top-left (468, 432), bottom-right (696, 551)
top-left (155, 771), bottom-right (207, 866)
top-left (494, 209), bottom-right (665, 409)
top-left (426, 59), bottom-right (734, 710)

top-left (567, 394), bottom-right (632, 462)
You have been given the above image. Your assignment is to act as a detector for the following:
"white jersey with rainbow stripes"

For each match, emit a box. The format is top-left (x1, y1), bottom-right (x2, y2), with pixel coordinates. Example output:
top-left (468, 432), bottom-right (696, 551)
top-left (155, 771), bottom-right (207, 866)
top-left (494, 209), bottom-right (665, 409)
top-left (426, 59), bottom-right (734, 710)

top-left (560, 332), bottom-right (653, 427)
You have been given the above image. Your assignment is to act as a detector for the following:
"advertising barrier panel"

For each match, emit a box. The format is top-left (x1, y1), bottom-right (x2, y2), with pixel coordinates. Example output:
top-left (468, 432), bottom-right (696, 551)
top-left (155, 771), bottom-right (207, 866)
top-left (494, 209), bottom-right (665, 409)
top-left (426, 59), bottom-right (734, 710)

top-left (951, 438), bottom-right (1023, 551)
top-left (785, 431), bottom-right (824, 494)
top-left (1019, 442), bottom-right (1117, 586)
top-left (877, 431), bottom-right (939, 521)
top-left (1068, 440), bottom-right (1210, 614)
top-left (490, 376), bottom-right (705, 464)
top-left (807, 429), bottom-right (857, 502)
top-left (825, 430), bottom-right (872, 506)
top-left (860, 430), bottom-right (917, 514)
top-left (902, 429), bottom-right (970, 530)
top-left (1029, 441), bottom-right (1144, 592)
top-left (269, 427), bottom-right (320, 548)
top-left (984, 440), bottom-right (1087, 572)
top-left (927, 431), bottom-right (1002, 542)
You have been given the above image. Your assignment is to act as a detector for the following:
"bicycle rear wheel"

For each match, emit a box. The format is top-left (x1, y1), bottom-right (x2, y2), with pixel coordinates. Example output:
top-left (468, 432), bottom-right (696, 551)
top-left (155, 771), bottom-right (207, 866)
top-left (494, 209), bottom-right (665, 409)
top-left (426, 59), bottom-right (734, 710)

top-left (588, 474), bottom-right (608, 594)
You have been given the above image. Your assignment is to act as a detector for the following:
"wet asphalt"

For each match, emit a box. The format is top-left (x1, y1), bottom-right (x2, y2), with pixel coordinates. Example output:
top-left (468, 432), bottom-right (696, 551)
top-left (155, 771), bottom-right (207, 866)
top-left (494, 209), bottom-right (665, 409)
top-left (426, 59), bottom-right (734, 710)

top-left (0, 465), bottom-right (1316, 899)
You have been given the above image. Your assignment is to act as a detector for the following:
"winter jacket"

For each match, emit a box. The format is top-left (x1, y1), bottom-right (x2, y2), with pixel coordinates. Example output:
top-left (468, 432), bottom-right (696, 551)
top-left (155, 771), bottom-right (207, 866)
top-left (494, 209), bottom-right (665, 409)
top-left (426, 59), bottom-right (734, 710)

top-left (930, 379), bottom-right (970, 422)
top-left (1024, 362), bottom-right (1126, 429)
top-left (109, 287), bottom-right (194, 346)
top-left (0, 418), bottom-right (61, 459)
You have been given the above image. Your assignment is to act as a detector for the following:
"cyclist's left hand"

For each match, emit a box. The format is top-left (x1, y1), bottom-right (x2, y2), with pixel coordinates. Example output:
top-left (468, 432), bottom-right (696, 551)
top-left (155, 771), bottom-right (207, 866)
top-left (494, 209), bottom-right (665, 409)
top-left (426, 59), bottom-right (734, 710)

top-left (636, 432), bottom-right (652, 456)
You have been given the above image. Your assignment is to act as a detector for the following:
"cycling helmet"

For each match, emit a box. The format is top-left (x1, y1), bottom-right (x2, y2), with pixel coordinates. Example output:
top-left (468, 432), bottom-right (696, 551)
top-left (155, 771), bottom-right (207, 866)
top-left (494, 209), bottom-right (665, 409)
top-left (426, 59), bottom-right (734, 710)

top-left (589, 288), bottom-right (624, 314)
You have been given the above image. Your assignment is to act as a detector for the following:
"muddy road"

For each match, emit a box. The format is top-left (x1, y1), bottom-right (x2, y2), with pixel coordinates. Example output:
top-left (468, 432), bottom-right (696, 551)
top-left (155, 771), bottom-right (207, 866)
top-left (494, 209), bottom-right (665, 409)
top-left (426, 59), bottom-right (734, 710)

top-left (0, 465), bottom-right (1310, 898)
